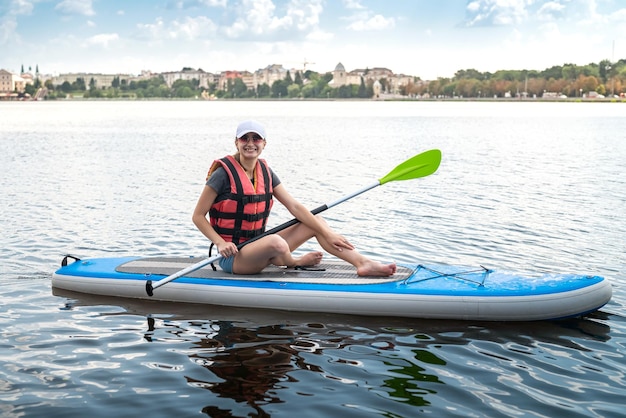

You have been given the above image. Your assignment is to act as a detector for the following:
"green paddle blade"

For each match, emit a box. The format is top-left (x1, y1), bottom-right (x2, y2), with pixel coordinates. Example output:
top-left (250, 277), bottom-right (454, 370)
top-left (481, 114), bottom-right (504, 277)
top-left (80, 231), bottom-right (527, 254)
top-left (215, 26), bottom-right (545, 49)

top-left (379, 149), bottom-right (442, 185)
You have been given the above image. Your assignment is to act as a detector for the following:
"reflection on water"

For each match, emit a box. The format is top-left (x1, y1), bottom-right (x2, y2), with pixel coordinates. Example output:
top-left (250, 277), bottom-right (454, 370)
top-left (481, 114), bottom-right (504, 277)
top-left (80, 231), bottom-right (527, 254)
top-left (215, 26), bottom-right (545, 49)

top-left (50, 290), bottom-right (620, 417)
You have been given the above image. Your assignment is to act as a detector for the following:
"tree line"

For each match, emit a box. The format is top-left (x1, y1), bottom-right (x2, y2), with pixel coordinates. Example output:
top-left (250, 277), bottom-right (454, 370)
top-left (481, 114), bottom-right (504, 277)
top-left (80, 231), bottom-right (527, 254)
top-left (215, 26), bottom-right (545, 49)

top-left (414, 58), bottom-right (626, 98)
top-left (25, 58), bottom-right (626, 100)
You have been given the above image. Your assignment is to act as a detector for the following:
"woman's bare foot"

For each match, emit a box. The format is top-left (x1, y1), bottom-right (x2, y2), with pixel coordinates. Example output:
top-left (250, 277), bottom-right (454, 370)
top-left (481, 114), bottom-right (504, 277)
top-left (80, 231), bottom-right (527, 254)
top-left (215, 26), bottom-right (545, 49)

top-left (356, 260), bottom-right (397, 277)
top-left (294, 251), bottom-right (324, 267)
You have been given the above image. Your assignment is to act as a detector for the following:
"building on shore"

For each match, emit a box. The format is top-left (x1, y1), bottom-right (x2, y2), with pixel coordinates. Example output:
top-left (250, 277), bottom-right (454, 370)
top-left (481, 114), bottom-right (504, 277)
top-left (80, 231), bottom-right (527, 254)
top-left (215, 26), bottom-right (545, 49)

top-left (0, 69), bottom-right (28, 93)
top-left (162, 68), bottom-right (217, 89)
top-left (329, 62), bottom-right (415, 95)
top-left (0, 69), bottom-right (31, 99)
top-left (50, 72), bottom-right (136, 89)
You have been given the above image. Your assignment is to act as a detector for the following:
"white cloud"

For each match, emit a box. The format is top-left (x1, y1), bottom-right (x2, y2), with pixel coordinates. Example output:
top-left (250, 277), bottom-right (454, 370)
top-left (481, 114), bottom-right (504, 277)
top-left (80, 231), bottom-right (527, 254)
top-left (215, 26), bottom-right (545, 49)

top-left (223, 0), bottom-right (293, 38)
top-left (9, 0), bottom-right (35, 15)
top-left (0, 17), bottom-right (18, 44)
top-left (1, 0), bottom-right (35, 45)
top-left (55, 0), bottom-right (95, 16)
top-left (220, 0), bottom-right (324, 39)
top-left (342, 0), bottom-right (365, 10)
top-left (465, 0), bottom-right (531, 27)
top-left (347, 14), bottom-right (395, 31)
top-left (170, 0), bottom-right (227, 8)
top-left (135, 18), bottom-right (166, 40)
top-left (306, 28), bottom-right (333, 41)
top-left (287, 0), bottom-right (323, 31)
top-left (83, 33), bottom-right (119, 48)
top-left (170, 16), bottom-right (217, 40)
top-left (537, 1), bottom-right (566, 21)
top-left (135, 16), bottom-right (217, 41)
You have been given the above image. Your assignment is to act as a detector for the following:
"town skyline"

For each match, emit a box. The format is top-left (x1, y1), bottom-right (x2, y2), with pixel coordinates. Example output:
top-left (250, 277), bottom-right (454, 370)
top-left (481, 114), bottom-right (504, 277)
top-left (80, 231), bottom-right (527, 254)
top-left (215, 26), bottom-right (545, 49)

top-left (2, 1), bottom-right (625, 81)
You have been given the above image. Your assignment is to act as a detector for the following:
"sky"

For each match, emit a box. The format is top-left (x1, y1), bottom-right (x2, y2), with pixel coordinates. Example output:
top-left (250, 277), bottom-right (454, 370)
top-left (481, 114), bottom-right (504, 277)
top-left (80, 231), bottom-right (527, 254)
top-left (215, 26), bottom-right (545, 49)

top-left (2, 0), bottom-right (626, 80)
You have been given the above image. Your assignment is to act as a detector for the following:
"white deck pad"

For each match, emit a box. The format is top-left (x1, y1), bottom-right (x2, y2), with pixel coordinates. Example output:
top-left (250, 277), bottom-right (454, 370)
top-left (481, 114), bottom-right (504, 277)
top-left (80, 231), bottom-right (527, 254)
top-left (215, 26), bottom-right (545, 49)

top-left (116, 257), bottom-right (413, 285)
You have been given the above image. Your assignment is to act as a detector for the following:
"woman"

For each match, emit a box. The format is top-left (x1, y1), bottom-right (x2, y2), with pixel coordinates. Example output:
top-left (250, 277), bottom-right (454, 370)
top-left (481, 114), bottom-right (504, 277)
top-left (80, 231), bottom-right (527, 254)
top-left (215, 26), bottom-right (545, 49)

top-left (192, 120), bottom-right (396, 277)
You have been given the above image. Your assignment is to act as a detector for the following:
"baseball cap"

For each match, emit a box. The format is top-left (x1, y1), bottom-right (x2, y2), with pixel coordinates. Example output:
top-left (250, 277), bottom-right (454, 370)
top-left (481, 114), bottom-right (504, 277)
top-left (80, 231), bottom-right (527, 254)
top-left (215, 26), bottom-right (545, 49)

top-left (236, 120), bottom-right (266, 140)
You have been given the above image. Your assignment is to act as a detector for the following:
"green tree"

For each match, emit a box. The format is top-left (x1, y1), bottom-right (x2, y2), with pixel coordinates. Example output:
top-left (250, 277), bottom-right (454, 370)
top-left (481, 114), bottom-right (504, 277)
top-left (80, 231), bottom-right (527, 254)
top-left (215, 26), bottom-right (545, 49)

top-left (175, 86), bottom-right (195, 98)
top-left (24, 83), bottom-right (36, 96)
top-left (599, 59), bottom-right (612, 82)
top-left (287, 83), bottom-right (300, 98)
top-left (301, 83), bottom-right (316, 98)
top-left (455, 69), bottom-right (483, 79)
top-left (232, 78), bottom-right (249, 98)
top-left (294, 71), bottom-right (303, 86)
top-left (172, 79), bottom-right (199, 97)
top-left (337, 84), bottom-right (352, 98)
top-left (358, 77), bottom-right (368, 98)
top-left (60, 81), bottom-right (72, 93)
top-left (257, 83), bottom-right (270, 97)
top-left (271, 79), bottom-right (288, 98)
top-left (72, 78), bottom-right (86, 91)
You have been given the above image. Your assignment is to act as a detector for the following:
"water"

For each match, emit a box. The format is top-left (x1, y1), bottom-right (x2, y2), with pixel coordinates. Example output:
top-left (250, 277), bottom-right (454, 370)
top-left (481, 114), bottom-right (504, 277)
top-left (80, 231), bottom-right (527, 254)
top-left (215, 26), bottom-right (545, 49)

top-left (1, 100), bottom-right (624, 417)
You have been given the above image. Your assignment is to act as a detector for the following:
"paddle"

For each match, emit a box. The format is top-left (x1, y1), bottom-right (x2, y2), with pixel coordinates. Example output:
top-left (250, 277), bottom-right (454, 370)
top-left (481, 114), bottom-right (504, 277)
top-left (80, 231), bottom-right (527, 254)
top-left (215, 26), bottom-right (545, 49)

top-left (145, 149), bottom-right (442, 296)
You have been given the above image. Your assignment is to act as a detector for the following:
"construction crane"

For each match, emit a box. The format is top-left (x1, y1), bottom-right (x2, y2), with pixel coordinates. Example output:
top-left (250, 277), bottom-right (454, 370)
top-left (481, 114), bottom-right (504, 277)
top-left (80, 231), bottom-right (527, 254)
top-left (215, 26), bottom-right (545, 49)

top-left (302, 58), bottom-right (316, 71)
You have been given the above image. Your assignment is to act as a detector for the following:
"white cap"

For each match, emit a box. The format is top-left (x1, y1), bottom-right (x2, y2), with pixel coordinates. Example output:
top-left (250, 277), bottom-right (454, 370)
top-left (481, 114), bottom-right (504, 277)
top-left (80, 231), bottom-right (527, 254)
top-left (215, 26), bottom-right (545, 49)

top-left (236, 120), bottom-right (266, 140)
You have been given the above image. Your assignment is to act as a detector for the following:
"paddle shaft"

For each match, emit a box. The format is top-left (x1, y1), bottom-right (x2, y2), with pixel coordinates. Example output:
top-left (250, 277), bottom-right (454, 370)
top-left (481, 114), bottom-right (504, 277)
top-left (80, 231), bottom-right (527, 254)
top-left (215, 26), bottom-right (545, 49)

top-left (145, 181), bottom-right (379, 295)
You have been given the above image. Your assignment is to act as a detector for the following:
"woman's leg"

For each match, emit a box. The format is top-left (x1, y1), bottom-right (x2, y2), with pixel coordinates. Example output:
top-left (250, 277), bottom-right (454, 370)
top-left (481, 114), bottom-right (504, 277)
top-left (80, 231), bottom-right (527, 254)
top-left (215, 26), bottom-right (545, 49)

top-left (232, 234), bottom-right (322, 274)
top-left (278, 217), bottom-right (397, 277)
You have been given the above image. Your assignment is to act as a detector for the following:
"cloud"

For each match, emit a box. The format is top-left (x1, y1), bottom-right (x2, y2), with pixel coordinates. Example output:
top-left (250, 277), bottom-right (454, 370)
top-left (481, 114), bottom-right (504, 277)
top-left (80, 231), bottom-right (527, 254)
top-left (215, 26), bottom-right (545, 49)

top-left (287, 0), bottom-right (323, 30)
top-left (168, 0), bottom-right (227, 8)
top-left (135, 16), bottom-right (217, 41)
top-left (7, 0), bottom-right (35, 15)
top-left (223, 0), bottom-right (288, 38)
top-left (341, 2), bottom-right (396, 32)
top-left (133, 0), bottom-right (325, 44)
top-left (0, 17), bottom-right (18, 44)
top-left (83, 33), bottom-right (119, 48)
top-left (347, 14), bottom-right (395, 31)
top-left (135, 17), bottom-right (166, 41)
top-left (170, 16), bottom-right (217, 39)
top-left (0, 0), bottom-right (35, 45)
top-left (306, 28), bottom-right (333, 41)
top-left (221, 0), bottom-right (324, 39)
top-left (55, 0), bottom-right (95, 16)
top-left (342, 0), bottom-right (365, 9)
top-left (464, 0), bottom-right (531, 27)
top-left (537, 1), bottom-right (566, 21)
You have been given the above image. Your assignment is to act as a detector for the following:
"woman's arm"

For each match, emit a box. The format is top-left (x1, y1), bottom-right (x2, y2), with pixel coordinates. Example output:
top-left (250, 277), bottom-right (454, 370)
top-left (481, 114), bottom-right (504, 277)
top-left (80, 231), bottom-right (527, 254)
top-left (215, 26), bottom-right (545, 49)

top-left (192, 185), bottom-right (238, 256)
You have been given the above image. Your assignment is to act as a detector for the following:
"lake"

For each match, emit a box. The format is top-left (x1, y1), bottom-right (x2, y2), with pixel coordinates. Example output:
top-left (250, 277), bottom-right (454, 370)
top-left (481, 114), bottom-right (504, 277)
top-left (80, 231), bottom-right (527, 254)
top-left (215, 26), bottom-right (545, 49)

top-left (0, 100), bottom-right (624, 417)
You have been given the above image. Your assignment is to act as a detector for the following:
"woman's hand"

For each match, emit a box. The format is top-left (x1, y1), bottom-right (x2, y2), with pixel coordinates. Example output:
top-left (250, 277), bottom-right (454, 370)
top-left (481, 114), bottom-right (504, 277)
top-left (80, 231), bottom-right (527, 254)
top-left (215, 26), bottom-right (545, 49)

top-left (328, 232), bottom-right (355, 252)
top-left (217, 241), bottom-right (238, 257)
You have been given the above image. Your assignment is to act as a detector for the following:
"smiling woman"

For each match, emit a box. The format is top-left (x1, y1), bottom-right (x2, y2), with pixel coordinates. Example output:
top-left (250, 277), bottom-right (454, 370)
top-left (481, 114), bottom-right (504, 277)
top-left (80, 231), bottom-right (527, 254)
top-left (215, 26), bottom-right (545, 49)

top-left (191, 119), bottom-right (398, 277)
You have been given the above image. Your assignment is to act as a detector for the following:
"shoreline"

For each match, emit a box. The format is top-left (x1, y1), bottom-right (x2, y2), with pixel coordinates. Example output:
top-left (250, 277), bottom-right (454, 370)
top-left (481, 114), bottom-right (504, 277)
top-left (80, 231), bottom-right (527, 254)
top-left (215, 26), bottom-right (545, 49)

top-left (3, 95), bottom-right (625, 103)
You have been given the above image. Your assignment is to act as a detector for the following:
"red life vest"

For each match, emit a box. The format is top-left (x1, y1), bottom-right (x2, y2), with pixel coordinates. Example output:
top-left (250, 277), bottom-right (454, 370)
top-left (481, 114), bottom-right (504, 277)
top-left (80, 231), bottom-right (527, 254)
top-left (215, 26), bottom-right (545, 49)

top-left (207, 155), bottom-right (274, 245)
